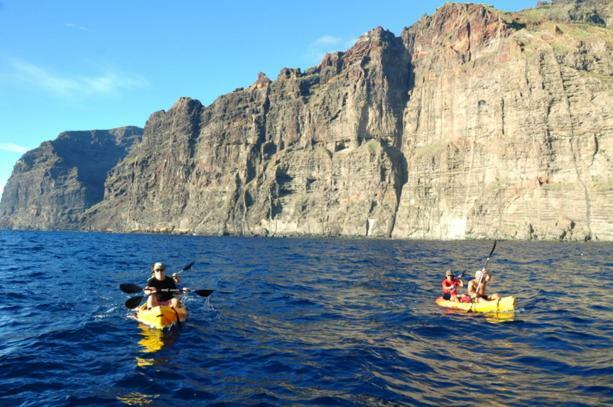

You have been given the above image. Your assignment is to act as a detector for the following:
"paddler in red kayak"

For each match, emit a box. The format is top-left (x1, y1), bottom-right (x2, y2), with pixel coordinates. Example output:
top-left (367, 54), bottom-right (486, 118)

top-left (144, 262), bottom-right (187, 309)
top-left (441, 269), bottom-right (464, 302)
top-left (467, 269), bottom-right (500, 302)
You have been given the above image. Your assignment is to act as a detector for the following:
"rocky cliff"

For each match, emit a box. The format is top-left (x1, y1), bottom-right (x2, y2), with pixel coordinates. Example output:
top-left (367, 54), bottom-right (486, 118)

top-left (2, 1), bottom-right (612, 240)
top-left (534, 0), bottom-right (612, 27)
top-left (0, 127), bottom-right (142, 230)
top-left (393, 1), bottom-right (613, 240)
top-left (83, 27), bottom-right (412, 237)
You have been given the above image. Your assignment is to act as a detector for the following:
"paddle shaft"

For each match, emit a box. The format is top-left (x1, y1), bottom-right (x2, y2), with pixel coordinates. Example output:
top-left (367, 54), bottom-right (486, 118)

top-left (145, 288), bottom-right (188, 294)
top-left (482, 240), bottom-right (497, 270)
top-left (475, 240), bottom-right (497, 295)
top-left (121, 283), bottom-right (185, 294)
top-left (123, 288), bottom-right (214, 309)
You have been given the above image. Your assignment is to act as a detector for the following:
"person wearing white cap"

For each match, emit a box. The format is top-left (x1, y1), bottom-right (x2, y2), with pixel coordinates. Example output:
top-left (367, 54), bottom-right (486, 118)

top-left (144, 262), bottom-right (185, 309)
top-left (467, 268), bottom-right (500, 302)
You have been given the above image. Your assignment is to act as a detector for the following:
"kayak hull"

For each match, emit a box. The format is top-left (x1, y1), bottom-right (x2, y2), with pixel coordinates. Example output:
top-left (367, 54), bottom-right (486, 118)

top-left (135, 304), bottom-right (188, 329)
top-left (435, 296), bottom-right (516, 313)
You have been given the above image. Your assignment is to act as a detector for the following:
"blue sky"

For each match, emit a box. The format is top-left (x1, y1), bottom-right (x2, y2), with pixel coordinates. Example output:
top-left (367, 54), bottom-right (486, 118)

top-left (0, 0), bottom-right (536, 196)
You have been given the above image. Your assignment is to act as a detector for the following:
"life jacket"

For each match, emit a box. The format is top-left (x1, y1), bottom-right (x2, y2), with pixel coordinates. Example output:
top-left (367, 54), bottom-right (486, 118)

top-left (441, 278), bottom-right (460, 296)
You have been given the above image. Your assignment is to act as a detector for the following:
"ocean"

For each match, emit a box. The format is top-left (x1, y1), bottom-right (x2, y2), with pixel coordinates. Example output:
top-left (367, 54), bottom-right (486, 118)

top-left (0, 230), bottom-right (611, 406)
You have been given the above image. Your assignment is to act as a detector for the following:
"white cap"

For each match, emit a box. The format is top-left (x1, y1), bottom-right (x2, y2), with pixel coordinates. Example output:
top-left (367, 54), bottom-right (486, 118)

top-left (153, 262), bottom-right (166, 271)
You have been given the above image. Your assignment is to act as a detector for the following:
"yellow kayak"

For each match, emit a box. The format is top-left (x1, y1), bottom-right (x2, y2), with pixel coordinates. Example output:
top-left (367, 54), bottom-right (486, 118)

top-left (435, 296), bottom-right (516, 313)
top-left (135, 304), bottom-right (188, 329)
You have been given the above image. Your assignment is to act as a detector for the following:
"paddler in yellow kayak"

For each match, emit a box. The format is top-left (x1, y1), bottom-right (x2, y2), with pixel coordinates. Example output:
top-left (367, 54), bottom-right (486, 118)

top-left (441, 269), bottom-right (465, 302)
top-left (467, 269), bottom-right (500, 302)
top-left (144, 262), bottom-right (187, 309)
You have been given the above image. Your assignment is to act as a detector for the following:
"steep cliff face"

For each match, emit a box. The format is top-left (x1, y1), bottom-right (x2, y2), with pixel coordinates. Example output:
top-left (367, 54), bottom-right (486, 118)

top-left (0, 127), bottom-right (142, 230)
top-left (84, 28), bottom-right (412, 237)
top-left (393, 2), bottom-right (612, 241)
top-left (4, 1), bottom-right (612, 240)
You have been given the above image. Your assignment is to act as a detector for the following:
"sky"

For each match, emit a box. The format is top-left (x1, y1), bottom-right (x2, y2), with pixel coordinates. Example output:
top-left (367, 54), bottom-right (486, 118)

top-left (0, 0), bottom-right (537, 197)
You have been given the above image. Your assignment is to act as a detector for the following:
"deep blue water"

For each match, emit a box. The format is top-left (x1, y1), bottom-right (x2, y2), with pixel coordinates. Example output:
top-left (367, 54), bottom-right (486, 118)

top-left (0, 230), bottom-right (611, 406)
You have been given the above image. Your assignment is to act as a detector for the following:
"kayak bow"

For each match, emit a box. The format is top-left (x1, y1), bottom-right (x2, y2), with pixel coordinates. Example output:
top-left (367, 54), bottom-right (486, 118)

top-left (135, 304), bottom-right (188, 329)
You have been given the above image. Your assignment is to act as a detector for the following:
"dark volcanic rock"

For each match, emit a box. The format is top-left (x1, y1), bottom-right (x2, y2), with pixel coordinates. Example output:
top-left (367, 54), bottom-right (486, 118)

top-left (0, 127), bottom-right (142, 230)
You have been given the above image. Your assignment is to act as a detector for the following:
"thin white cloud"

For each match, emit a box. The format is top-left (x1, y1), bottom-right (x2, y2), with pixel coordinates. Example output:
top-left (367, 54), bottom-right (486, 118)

top-left (5, 59), bottom-right (148, 98)
top-left (305, 35), bottom-right (358, 65)
top-left (65, 23), bottom-right (90, 32)
top-left (344, 38), bottom-right (358, 49)
top-left (305, 35), bottom-right (343, 64)
top-left (312, 35), bottom-right (342, 47)
top-left (0, 143), bottom-right (29, 154)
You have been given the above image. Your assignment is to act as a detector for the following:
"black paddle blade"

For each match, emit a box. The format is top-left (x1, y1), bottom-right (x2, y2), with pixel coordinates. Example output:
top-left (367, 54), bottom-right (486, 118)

top-left (120, 283), bottom-right (143, 294)
top-left (194, 289), bottom-right (214, 297)
top-left (125, 296), bottom-right (144, 309)
top-left (182, 261), bottom-right (195, 271)
top-left (488, 240), bottom-right (497, 258)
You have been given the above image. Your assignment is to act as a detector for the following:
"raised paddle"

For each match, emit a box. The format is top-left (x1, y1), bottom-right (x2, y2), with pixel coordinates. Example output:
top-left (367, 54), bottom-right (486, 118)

top-left (482, 240), bottom-right (497, 270)
top-left (475, 240), bottom-right (497, 294)
top-left (176, 261), bottom-right (195, 275)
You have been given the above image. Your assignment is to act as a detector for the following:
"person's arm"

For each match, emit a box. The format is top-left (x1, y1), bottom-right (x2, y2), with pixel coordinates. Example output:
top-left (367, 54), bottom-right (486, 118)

top-left (169, 275), bottom-right (190, 294)
top-left (467, 280), bottom-right (476, 296)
